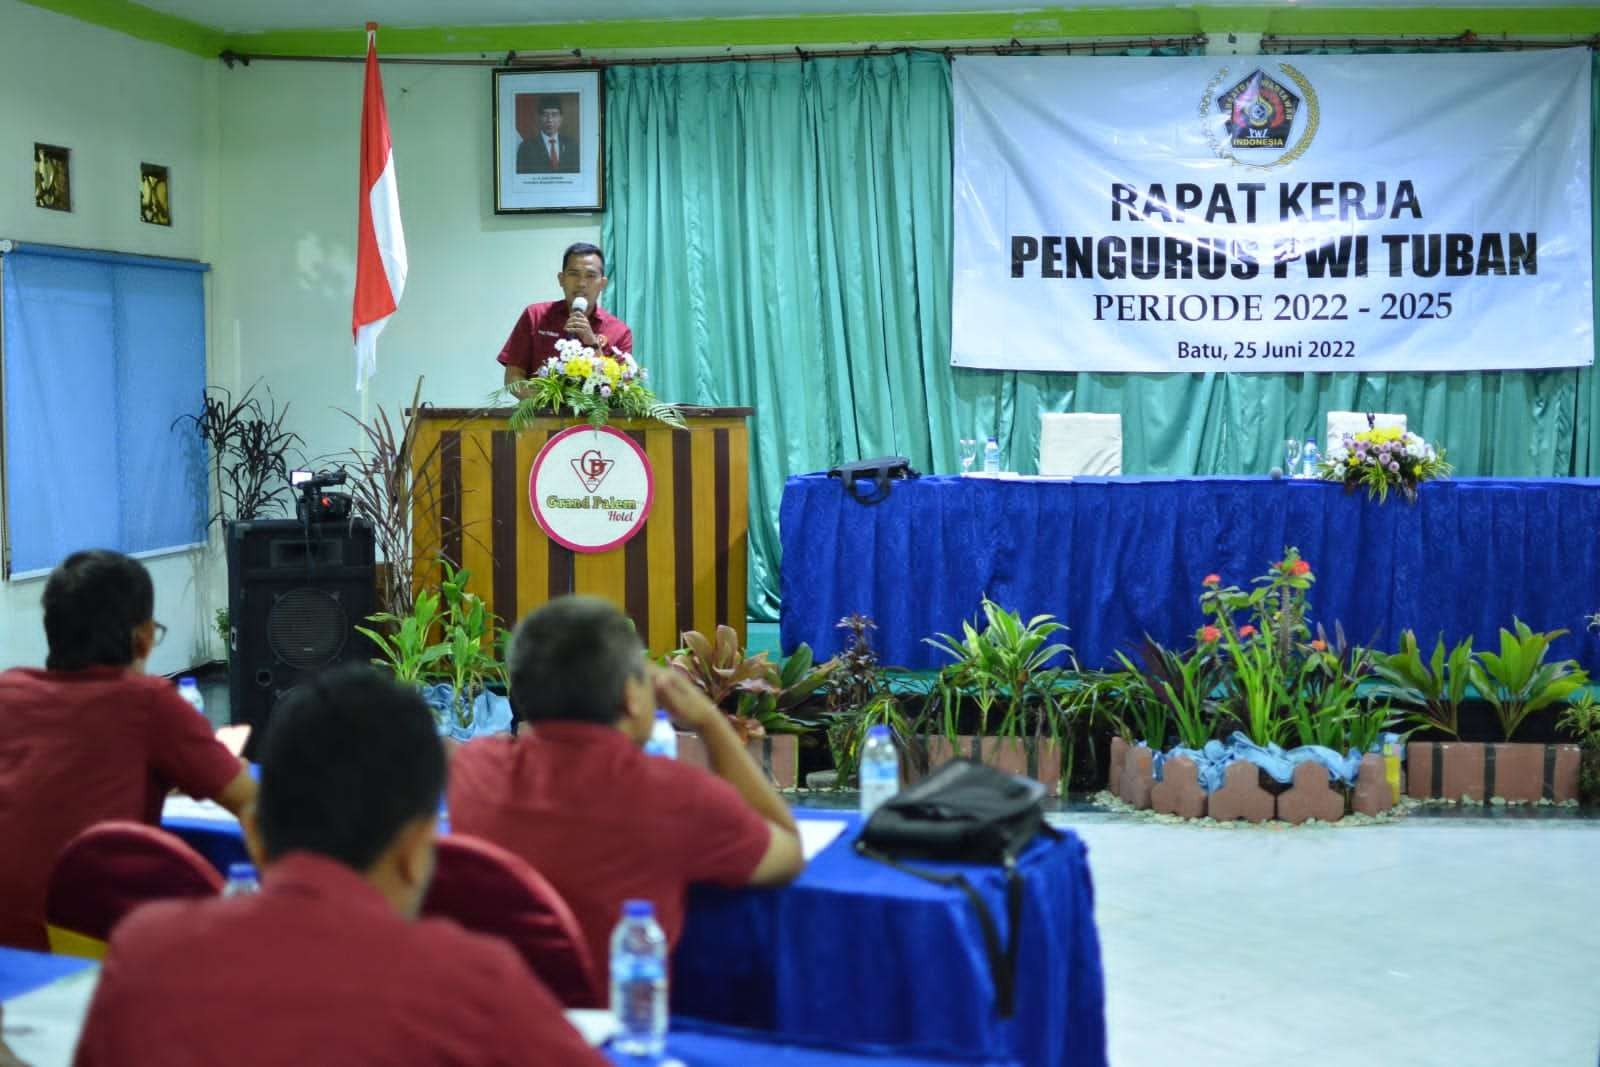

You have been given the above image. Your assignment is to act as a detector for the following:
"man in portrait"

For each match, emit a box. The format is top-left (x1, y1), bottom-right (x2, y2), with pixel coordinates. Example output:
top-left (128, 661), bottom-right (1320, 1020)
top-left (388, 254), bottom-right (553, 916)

top-left (517, 95), bottom-right (579, 174)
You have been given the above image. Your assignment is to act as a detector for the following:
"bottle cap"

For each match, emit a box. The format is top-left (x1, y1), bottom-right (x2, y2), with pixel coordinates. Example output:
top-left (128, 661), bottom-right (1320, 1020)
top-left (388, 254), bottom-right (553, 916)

top-left (226, 862), bottom-right (257, 882)
top-left (867, 724), bottom-right (890, 740)
top-left (178, 676), bottom-right (198, 687)
top-left (654, 709), bottom-right (671, 722)
top-left (623, 899), bottom-right (654, 918)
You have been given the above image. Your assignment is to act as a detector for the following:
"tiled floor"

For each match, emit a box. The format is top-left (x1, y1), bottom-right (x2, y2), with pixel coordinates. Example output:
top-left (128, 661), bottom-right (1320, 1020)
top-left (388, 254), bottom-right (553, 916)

top-left (1053, 815), bottom-right (1600, 1067)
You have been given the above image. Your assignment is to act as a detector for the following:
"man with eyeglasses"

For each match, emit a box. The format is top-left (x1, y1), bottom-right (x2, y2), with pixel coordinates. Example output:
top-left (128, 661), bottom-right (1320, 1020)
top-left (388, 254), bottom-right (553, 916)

top-left (498, 242), bottom-right (635, 387)
top-left (0, 550), bottom-right (255, 950)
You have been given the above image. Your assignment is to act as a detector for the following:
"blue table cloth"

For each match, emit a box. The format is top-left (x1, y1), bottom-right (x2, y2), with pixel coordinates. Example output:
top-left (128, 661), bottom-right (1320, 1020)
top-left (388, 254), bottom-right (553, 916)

top-left (779, 473), bottom-right (1600, 671)
top-left (165, 810), bottom-right (1104, 1067)
top-left (0, 946), bottom-right (93, 1001)
top-left (672, 815), bottom-right (1104, 1067)
top-left (609, 1020), bottom-right (1018, 1065)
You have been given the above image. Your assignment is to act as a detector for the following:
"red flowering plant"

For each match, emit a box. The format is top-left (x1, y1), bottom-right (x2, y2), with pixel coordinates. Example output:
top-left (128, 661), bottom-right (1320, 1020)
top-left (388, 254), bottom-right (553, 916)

top-left (1197, 548), bottom-right (1391, 751)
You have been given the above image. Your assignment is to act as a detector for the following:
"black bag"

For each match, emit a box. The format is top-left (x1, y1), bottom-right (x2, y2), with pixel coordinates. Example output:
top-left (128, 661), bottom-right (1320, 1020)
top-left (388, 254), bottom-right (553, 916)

top-left (855, 759), bottom-right (1057, 1017)
top-left (827, 455), bottom-right (918, 505)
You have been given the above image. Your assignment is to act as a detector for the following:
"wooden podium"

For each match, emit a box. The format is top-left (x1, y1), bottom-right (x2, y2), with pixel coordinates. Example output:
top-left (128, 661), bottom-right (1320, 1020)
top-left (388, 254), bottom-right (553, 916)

top-left (410, 406), bottom-right (752, 656)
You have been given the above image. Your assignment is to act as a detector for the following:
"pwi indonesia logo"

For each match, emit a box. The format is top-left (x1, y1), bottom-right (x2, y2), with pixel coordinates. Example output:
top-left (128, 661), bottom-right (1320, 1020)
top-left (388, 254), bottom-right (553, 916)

top-left (1220, 70), bottom-right (1297, 149)
top-left (1202, 63), bottom-right (1320, 170)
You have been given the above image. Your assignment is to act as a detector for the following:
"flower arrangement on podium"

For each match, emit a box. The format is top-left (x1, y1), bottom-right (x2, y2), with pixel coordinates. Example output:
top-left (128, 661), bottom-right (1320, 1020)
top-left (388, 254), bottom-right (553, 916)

top-left (507, 338), bottom-right (684, 430)
top-left (1318, 424), bottom-right (1450, 502)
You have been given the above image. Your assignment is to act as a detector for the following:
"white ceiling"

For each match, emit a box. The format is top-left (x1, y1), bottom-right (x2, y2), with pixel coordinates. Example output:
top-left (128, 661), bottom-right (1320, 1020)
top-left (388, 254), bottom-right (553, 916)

top-left (136, 0), bottom-right (1600, 35)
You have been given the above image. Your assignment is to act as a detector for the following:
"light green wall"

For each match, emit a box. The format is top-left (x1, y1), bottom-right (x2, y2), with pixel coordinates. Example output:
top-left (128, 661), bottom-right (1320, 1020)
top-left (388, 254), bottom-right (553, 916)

top-left (0, 0), bottom-right (221, 670)
top-left (211, 61), bottom-right (600, 465)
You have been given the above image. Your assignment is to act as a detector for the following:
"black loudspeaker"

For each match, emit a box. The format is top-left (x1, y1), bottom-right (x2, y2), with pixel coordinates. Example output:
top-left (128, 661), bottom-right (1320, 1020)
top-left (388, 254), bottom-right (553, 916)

top-left (226, 519), bottom-right (376, 751)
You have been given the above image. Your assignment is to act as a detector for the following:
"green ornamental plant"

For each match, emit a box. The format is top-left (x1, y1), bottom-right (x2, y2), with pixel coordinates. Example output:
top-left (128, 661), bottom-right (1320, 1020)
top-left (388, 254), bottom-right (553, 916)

top-left (925, 598), bottom-right (1073, 747)
top-left (1129, 637), bottom-right (1219, 751)
top-left (1469, 619), bottom-right (1588, 742)
top-left (434, 561), bottom-right (506, 731)
top-left (669, 626), bottom-right (833, 742)
top-left (1556, 692), bottom-right (1600, 804)
top-left (736, 643), bottom-right (838, 737)
top-left (356, 585), bottom-right (448, 686)
top-left (1098, 664), bottom-right (1170, 749)
top-left (356, 559), bottom-right (505, 732)
top-left (1369, 631), bottom-right (1475, 738)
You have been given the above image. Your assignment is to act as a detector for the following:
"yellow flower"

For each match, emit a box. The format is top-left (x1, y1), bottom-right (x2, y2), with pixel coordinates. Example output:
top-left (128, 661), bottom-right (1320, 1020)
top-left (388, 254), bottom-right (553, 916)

top-left (1354, 426), bottom-right (1402, 445)
top-left (566, 356), bottom-right (593, 380)
top-left (600, 356), bottom-right (623, 383)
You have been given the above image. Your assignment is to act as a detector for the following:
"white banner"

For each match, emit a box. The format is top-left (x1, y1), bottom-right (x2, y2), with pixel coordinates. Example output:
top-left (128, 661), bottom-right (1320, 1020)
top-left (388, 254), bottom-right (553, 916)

top-left (951, 51), bottom-right (1593, 373)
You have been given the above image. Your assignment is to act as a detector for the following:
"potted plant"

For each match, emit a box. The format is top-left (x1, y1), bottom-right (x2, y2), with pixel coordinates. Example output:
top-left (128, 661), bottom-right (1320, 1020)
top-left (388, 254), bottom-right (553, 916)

top-left (1556, 693), bottom-right (1600, 805)
top-left (1468, 620), bottom-right (1586, 802)
top-left (667, 625), bottom-right (833, 787)
top-left (356, 560), bottom-right (512, 741)
top-left (925, 598), bottom-right (1072, 793)
top-left (339, 376), bottom-right (444, 619)
top-left (1370, 631), bottom-right (1479, 800)
top-left (819, 614), bottom-right (927, 790)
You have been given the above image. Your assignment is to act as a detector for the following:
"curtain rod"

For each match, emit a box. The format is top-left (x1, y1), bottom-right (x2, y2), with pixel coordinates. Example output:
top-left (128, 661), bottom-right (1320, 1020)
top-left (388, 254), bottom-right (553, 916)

top-left (218, 36), bottom-right (1207, 69)
top-left (1261, 32), bottom-right (1598, 50)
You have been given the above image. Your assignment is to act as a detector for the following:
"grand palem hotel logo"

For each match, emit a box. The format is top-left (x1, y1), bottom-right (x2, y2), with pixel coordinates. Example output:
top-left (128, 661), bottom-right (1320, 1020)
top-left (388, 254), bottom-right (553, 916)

top-left (1202, 63), bottom-right (1320, 170)
top-left (529, 426), bottom-right (655, 553)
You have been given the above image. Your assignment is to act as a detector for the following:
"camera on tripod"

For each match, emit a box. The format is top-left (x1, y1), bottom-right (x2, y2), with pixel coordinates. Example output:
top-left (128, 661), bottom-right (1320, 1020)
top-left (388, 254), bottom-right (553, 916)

top-left (290, 468), bottom-right (353, 523)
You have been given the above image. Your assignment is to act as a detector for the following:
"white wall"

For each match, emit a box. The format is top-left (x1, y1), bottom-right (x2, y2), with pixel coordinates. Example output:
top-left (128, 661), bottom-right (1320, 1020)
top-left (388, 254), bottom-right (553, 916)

top-left (212, 60), bottom-right (601, 466)
top-left (0, 0), bottom-right (221, 673)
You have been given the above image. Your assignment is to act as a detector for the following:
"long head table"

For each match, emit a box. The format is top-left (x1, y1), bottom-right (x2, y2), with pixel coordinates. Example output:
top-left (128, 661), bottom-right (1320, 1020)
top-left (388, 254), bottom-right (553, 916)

top-left (779, 474), bottom-right (1600, 672)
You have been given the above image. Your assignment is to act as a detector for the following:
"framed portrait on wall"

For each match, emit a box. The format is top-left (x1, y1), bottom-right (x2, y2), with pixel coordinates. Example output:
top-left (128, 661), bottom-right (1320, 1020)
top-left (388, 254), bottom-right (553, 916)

top-left (493, 68), bottom-right (604, 214)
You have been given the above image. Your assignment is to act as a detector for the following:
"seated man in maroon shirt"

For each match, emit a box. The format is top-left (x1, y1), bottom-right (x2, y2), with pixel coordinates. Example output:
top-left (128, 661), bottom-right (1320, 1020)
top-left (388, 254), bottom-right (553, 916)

top-left (75, 666), bottom-right (605, 1067)
top-left (0, 550), bottom-right (255, 950)
top-left (450, 596), bottom-right (805, 984)
top-left (498, 241), bottom-right (636, 386)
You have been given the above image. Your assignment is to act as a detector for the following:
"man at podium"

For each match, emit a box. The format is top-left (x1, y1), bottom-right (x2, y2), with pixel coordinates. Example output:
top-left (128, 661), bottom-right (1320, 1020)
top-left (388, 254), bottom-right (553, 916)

top-left (499, 242), bottom-right (635, 386)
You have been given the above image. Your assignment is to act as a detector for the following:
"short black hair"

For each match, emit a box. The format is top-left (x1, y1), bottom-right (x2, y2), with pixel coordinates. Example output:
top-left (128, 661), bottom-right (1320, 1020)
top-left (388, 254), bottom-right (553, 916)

top-left (507, 596), bottom-right (644, 726)
top-left (539, 96), bottom-right (564, 112)
top-left (41, 550), bottom-right (154, 671)
top-left (562, 242), bottom-right (605, 273)
top-left (256, 665), bottom-right (445, 871)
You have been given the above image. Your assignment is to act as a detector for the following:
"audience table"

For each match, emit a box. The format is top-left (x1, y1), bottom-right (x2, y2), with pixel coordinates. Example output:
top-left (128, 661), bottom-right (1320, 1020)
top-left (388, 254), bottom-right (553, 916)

top-left (779, 473), bottom-right (1600, 672)
top-left (163, 806), bottom-right (1104, 1067)
top-left (3, 946), bottom-right (998, 1065)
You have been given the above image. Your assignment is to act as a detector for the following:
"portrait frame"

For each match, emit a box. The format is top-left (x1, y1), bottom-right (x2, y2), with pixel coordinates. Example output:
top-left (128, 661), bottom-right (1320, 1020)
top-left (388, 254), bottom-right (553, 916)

top-left (140, 163), bottom-right (171, 226)
top-left (492, 67), bottom-right (605, 214)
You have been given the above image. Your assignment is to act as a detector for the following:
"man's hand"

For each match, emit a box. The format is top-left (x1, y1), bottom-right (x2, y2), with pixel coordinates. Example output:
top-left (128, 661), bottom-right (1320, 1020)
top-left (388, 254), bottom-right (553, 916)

top-left (564, 308), bottom-right (598, 348)
top-left (651, 666), bottom-right (721, 734)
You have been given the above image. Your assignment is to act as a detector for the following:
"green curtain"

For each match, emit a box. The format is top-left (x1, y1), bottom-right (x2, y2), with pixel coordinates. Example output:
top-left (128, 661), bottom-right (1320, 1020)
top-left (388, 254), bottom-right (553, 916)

top-left (605, 51), bottom-right (1600, 623)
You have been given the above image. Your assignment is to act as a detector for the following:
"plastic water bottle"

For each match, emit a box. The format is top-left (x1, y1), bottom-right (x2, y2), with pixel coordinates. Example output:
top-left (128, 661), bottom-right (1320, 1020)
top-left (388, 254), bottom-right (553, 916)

top-left (1299, 439), bottom-right (1321, 479)
top-left (983, 437), bottom-right (1001, 474)
top-left (222, 863), bottom-right (259, 897)
top-left (177, 677), bottom-right (206, 718)
top-left (1382, 732), bottom-right (1404, 804)
top-left (644, 710), bottom-right (678, 759)
top-left (859, 724), bottom-right (900, 817)
top-left (610, 900), bottom-right (668, 1057)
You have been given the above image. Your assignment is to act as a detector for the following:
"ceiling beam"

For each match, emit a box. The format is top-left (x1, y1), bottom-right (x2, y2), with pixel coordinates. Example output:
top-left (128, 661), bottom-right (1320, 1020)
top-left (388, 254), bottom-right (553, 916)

top-left (23, 3), bottom-right (1600, 59)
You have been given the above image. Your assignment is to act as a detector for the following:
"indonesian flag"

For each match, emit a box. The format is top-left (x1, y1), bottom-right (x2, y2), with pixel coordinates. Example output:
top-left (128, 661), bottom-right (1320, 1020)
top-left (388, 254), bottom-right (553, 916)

top-left (352, 23), bottom-right (407, 390)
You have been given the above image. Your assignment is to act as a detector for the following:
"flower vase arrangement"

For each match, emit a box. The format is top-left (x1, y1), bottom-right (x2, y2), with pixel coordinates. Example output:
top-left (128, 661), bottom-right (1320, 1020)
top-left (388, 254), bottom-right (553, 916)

top-left (507, 338), bottom-right (684, 430)
top-left (1318, 420), bottom-right (1450, 502)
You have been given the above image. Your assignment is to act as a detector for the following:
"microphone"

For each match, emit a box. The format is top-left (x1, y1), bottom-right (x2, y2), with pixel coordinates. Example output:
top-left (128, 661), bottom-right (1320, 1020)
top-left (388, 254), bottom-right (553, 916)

top-left (570, 295), bottom-right (589, 316)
